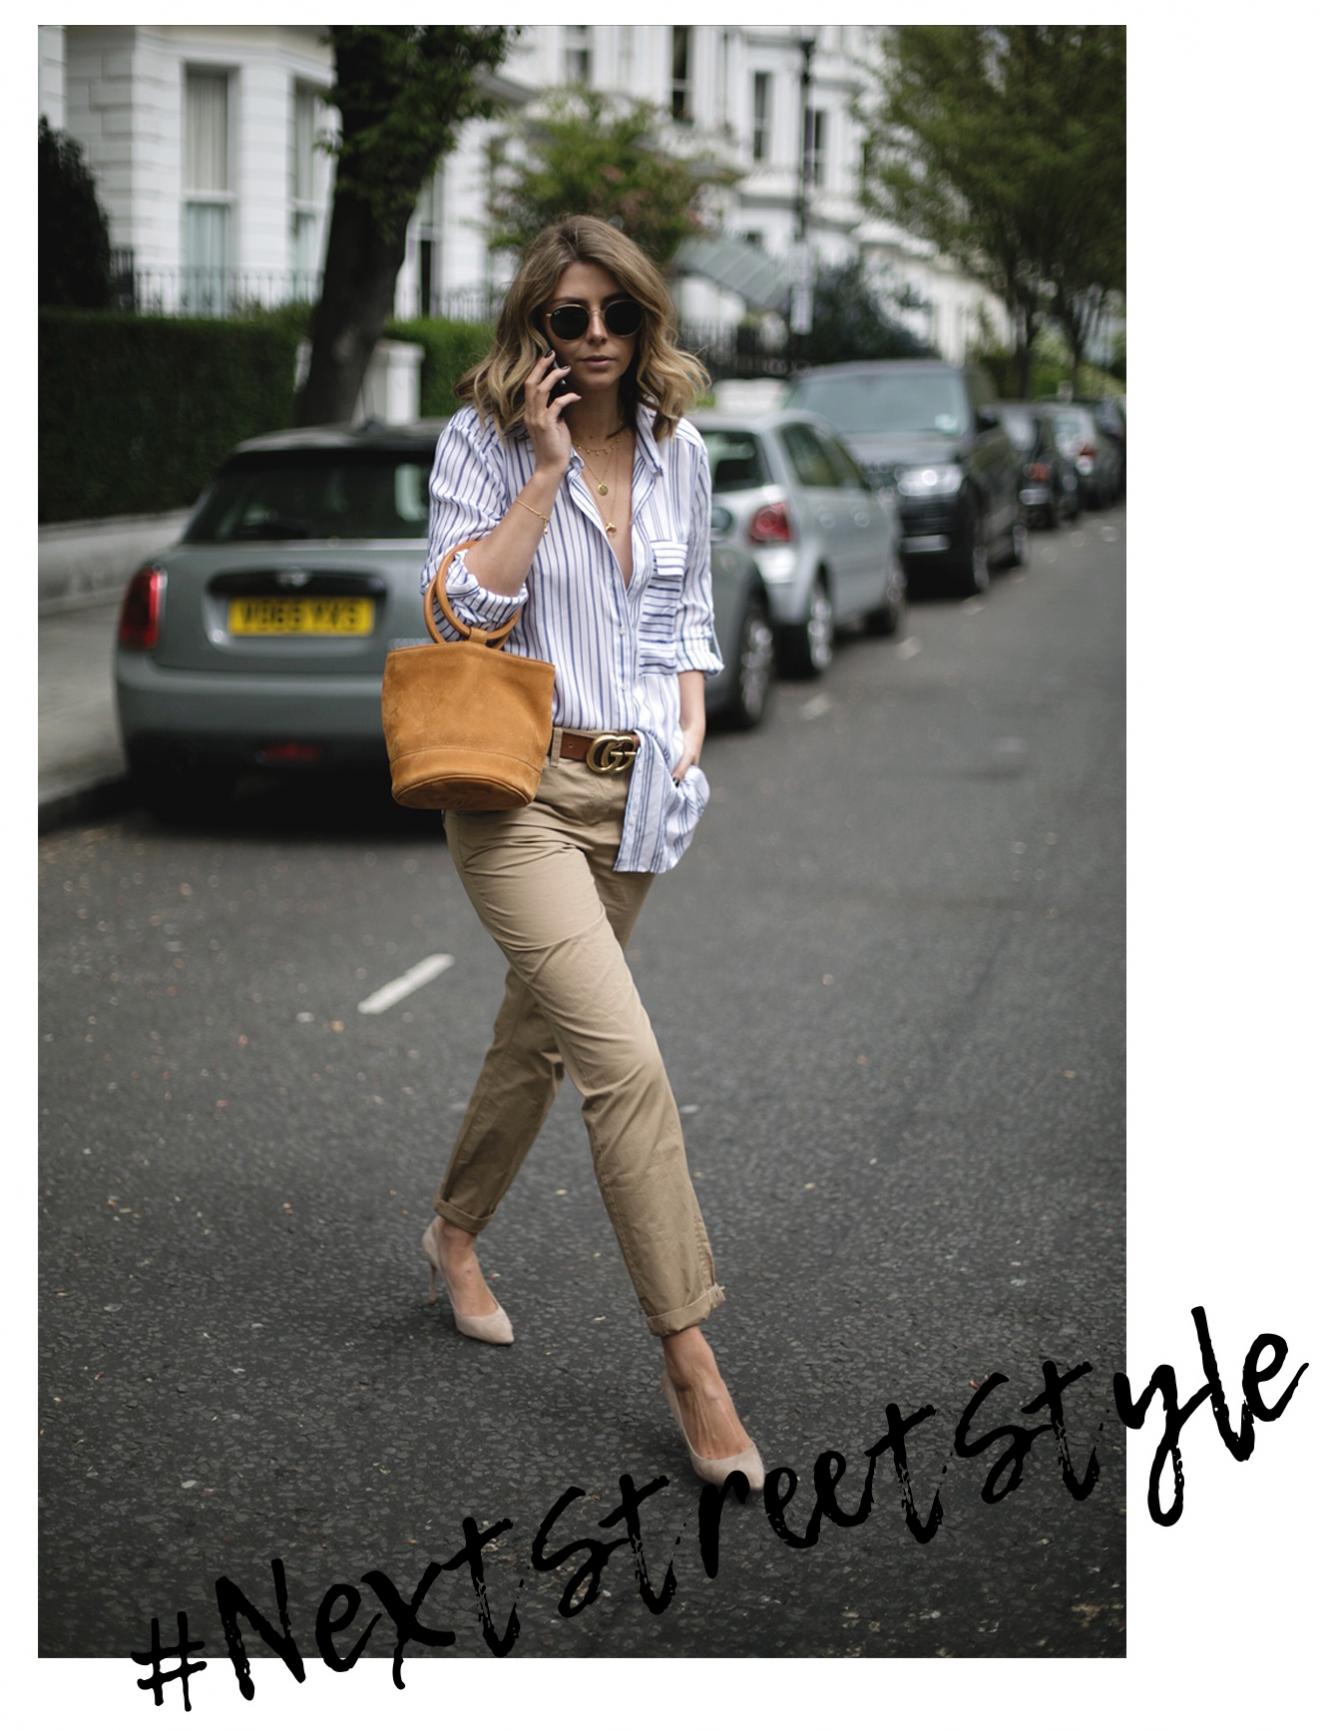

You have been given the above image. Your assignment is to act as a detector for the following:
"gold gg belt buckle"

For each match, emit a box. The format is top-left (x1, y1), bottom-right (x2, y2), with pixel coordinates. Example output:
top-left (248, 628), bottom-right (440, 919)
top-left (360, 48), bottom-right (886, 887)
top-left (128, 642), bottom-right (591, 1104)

top-left (586, 732), bottom-right (639, 774)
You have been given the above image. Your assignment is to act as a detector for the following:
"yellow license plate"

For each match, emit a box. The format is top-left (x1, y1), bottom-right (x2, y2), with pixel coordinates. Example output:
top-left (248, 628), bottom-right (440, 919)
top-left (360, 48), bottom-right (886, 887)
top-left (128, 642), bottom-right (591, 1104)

top-left (228, 597), bottom-right (374, 636)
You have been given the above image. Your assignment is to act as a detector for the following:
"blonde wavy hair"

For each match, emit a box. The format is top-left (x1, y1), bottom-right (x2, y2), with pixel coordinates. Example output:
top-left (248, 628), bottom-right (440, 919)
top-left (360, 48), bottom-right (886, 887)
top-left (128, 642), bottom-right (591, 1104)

top-left (455, 216), bottom-right (709, 441)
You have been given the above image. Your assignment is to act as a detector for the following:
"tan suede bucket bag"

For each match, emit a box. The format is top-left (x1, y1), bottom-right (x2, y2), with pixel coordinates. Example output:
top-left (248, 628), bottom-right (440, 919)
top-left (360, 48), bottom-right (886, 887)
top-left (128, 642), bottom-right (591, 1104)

top-left (381, 537), bottom-right (555, 810)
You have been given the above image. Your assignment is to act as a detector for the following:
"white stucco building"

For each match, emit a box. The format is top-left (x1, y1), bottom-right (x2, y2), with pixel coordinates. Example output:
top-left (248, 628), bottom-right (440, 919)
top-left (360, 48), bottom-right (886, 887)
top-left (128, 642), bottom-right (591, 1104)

top-left (38, 22), bottom-right (1011, 362)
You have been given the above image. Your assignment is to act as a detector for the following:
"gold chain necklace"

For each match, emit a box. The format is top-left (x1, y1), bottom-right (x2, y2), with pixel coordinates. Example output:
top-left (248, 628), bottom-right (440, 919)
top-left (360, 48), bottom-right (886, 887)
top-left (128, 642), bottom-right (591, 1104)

top-left (575, 434), bottom-right (632, 537)
top-left (574, 423), bottom-right (628, 459)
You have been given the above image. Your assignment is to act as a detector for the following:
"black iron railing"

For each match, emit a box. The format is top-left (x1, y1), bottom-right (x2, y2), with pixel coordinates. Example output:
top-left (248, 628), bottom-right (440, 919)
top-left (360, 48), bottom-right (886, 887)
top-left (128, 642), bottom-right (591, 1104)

top-left (108, 257), bottom-right (323, 317)
top-left (679, 321), bottom-right (790, 380)
top-left (100, 257), bottom-right (792, 379)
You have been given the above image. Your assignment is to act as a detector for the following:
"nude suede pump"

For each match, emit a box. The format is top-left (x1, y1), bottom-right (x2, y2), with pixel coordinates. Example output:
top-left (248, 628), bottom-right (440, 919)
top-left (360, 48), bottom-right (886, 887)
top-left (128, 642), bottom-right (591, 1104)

top-left (661, 1369), bottom-right (764, 1493)
top-left (421, 1220), bottom-right (514, 1346)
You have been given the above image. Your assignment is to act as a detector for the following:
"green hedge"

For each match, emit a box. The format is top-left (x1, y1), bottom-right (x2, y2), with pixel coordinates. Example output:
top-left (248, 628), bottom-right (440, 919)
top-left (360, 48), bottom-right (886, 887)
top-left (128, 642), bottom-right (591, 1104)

top-left (383, 316), bottom-right (494, 417)
top-left (40, 310), bottom-right (301, 523)
top-left (968, 328), bottom-right (1126, 404)
top-left (39, 307), bottom-right (496, 523)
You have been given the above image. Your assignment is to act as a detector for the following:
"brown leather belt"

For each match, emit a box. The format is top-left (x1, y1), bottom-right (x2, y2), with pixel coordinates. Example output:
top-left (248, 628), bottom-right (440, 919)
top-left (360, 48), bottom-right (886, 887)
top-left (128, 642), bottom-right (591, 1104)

top-left (558, 729), bottom-right (640, 774)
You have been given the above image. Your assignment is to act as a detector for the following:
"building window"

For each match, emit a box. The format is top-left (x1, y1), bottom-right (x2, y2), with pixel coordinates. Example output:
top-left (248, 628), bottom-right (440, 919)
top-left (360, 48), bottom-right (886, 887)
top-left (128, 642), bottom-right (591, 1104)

top-left (183, 68), bottom-right (233, 314)
top-left (415, 169), bottom-right (438, 319)
top-left (564, 24), bottom-right (592, 85)
top-left (290, 82), bottom-right (322, 294)
top-left (671, 26), bottom-right (692, 124)
top-left (752, 70), bottom-right (771, 162)
top-left (418, 236), bottom-right (435, 320)
top-left (809, 108), bottom-right (828, 188)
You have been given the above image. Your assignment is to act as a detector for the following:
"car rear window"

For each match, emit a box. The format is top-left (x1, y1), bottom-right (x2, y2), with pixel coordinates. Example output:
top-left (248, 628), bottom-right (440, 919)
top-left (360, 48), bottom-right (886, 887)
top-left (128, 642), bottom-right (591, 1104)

top-left (1053, 410), bottom-right (1095, 442)
top-left (700, 429), bottom-right (771, 493)
top-left (779, 423), bottom-right (840, 489)
top-left (998, 408), bottom-right (1037, 451)
top-left (786, 371), bottom-right (968, 436)
top-left (182, 451), bottom-right (434, 543)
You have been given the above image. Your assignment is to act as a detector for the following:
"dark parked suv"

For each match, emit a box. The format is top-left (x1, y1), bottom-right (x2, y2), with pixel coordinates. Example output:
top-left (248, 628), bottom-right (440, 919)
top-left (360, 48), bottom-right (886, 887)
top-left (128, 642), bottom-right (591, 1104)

top-left (785, 360), bottom-right (1024, 595)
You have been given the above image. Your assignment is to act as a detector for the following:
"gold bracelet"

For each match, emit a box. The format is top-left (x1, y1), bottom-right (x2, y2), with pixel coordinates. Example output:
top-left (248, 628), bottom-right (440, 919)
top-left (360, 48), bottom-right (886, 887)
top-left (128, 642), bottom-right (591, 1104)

top-left (515, 498), bottom-right (549, 528)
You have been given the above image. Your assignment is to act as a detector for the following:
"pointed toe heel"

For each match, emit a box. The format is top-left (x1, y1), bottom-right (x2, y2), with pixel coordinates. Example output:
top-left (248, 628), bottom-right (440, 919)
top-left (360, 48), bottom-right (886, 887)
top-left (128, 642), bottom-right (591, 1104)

top-left (661, 1370), bottom-right (764, 1493)
top-left (421, 1222), bottom-right (514, 1346)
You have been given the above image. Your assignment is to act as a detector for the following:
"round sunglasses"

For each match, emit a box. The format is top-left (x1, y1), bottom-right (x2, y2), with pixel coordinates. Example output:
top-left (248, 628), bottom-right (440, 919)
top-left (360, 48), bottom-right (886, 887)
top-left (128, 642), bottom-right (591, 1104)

top-left (542, 297), bottom-right (645, 341)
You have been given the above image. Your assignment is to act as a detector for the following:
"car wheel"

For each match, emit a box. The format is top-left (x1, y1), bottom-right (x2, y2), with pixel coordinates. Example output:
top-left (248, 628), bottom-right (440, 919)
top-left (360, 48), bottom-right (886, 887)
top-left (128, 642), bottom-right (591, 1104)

top-left (720, 591), bottom-right (775, 729)
top-left (863, 557), bottom-right (905, 636)
top-left (954, 509), bottom-right (990, 597)
top-left (999, 516), bottom-right (1027, 569)
top-left (779, 573), bottom-right (834, 677)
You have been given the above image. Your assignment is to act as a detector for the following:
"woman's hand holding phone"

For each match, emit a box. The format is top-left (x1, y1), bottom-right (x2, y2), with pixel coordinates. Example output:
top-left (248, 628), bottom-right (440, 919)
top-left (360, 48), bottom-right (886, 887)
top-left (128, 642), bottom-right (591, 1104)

top-left (525, 348), bottom-right (579, 478)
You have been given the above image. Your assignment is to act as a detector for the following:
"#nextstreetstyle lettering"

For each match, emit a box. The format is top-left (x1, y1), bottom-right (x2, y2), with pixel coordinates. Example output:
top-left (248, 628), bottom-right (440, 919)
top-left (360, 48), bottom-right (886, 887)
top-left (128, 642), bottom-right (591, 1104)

top-left (131, 1306), bottom-right (1307, 1704)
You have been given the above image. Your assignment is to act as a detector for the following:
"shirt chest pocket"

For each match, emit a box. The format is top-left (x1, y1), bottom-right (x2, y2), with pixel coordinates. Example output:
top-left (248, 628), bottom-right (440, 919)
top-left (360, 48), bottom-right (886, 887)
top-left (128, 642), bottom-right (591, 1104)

top-left (638, 538), bottom-right (687, 674)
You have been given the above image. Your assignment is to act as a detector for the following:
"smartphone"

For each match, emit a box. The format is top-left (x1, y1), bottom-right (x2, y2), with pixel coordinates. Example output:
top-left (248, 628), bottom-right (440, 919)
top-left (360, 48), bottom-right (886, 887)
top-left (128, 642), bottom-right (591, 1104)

top-left (539, 340), bottom-right (571, 400)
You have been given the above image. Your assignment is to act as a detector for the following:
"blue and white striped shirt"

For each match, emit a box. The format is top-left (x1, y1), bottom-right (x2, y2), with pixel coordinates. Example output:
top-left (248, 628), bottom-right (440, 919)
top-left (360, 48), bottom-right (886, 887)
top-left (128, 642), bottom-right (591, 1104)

top-left (420, 399), bottom-right (725, 874)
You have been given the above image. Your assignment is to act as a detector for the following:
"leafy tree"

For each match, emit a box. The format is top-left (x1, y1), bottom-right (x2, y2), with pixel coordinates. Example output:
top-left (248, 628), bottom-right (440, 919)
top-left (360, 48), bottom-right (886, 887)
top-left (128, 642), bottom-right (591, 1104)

top-left (803, 256), bottom-right (935, 367)
top-left (294, 25), bottom-right (513, 426)
top-left (38, 117), bottom-right (114, 309)
top-left (1109, 323), bottom-right (1126, 383)
top-left (487, 86), bottom-right (737, 268)
top-left (1032, 29), bottom-right (1125, 391)
top-left (859, 26), bottom-right (1125, 397)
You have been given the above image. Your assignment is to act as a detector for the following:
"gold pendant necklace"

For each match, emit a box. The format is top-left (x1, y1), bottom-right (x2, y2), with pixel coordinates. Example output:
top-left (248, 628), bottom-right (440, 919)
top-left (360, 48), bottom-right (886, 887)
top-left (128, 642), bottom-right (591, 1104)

top-left (576, 437), bottom-right (630, 534)
top-left (574, 431), bottom-right (625, 496)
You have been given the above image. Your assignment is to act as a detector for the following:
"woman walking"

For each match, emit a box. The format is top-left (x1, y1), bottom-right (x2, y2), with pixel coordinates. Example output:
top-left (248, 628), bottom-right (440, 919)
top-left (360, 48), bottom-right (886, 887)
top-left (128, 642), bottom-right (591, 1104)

top-left (418, 216), bottom-right (762, 1492)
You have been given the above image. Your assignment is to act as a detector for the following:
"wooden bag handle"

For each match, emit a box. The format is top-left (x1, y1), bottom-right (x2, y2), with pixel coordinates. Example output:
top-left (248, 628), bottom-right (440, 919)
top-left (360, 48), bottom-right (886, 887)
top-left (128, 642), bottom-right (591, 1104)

top-left (423, 536), bottom-right (523, 648)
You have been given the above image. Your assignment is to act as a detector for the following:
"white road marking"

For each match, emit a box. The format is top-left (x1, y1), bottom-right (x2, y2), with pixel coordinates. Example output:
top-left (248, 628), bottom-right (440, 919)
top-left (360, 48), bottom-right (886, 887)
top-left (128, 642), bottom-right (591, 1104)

top-left (358, 954), bottom-right (454, 1015)
top-left (896, 636), bottom-right (922, 658)
top-left (961, 599), bottom-right (985, 614)
top-left (799, 694), bottom-right (833, 719)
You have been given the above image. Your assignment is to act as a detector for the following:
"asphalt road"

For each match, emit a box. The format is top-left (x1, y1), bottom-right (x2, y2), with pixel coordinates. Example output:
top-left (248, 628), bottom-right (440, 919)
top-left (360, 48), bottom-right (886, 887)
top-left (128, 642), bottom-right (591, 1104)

top-left (39, 508), bottom-right (1126, 1673)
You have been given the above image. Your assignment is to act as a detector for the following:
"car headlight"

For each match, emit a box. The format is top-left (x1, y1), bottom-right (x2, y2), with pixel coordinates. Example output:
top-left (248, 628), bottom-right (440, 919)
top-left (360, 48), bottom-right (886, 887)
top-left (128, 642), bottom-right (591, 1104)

top-left (895, 463), bottom-right (964, 498)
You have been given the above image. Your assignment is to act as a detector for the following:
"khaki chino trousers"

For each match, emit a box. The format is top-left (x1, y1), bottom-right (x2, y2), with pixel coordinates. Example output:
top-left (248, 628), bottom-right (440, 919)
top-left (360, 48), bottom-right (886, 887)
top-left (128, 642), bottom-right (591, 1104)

top-left (434, 730), bottom-right (726, 1337)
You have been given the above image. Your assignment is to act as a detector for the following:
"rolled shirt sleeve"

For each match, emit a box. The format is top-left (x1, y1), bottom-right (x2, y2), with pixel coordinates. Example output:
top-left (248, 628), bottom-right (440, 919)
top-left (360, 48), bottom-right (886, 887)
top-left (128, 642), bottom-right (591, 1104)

top-left (420, 408), bottom-right (528, 639)
top-left (676, 439), bottom-right (725, 676)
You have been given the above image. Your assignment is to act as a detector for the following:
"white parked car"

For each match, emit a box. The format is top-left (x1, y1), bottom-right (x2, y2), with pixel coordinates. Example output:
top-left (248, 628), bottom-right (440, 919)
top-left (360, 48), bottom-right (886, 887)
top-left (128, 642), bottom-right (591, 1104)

top-left (691, 409), bottom-right (906, 678)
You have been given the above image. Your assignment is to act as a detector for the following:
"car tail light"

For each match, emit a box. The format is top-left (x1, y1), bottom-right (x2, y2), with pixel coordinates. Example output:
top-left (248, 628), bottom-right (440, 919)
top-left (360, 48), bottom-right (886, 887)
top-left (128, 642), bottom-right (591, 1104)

top-left (118, 565), bottom-right (165, 649)
top-left (748, 500), bottom-right (793, 544)
top-left (1025, 461), bottom-right (1052, 482)
top-left (257, 742), bottom-right (322, 764)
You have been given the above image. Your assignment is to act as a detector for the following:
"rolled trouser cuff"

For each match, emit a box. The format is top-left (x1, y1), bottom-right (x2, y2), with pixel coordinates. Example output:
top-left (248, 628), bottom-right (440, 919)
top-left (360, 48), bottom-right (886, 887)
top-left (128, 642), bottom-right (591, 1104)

top-left (434, 1195), bottom-right (494, 1234)
top-left (645, 1281), bottom-right (727, 1338)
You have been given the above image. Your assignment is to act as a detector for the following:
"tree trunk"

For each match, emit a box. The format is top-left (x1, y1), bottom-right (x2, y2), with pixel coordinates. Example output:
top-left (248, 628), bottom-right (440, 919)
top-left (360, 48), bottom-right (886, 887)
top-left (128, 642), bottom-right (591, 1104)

top-left (294, 186), bottom-right (409, 426)
top-left (1011, 298), bottom-right (1039, 399)
top-left (1068, 332), bottom-right (1084, 398)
